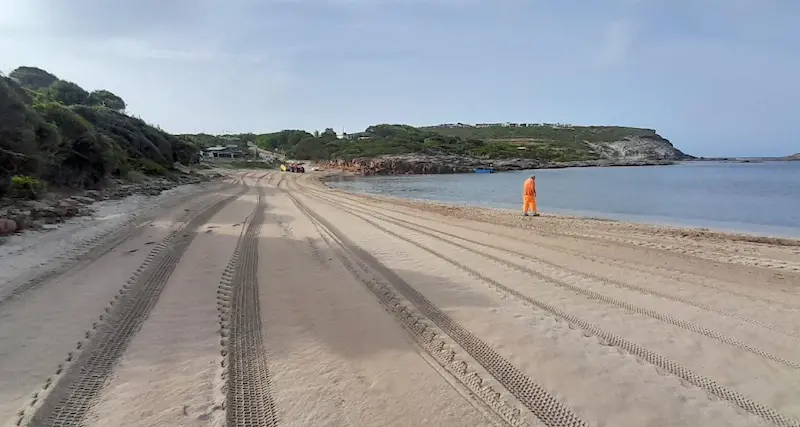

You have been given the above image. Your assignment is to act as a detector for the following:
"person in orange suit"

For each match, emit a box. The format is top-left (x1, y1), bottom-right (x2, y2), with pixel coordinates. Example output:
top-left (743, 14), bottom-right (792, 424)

top-left (523, 175), bottom-right (539, 216)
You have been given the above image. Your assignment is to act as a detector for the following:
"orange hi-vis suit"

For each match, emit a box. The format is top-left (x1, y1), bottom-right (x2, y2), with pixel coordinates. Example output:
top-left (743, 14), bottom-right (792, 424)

top-left (523, 177), bottom-right (537, 213)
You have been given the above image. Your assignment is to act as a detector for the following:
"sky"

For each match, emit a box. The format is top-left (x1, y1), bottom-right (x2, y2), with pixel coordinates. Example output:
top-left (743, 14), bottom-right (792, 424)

top-left (1, 0), bottom-right (798, 157)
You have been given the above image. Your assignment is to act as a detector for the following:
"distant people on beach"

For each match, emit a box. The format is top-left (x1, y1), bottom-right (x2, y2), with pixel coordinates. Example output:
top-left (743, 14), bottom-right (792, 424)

top-left (523, 175), bottom-right (539, 216)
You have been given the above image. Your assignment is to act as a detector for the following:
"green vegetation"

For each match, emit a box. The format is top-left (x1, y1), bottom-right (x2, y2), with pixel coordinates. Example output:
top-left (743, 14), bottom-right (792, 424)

top-left (9, 175), bottom-right (47, 200)
top-left (1, 65), bottom-right (678, 196)
top-left (188, 123), bottom-right (675, 164)
top-left (421, 123), bottom-right (660, 143)
top-left (240, 124), bottom-right (606, 162)
top-left (1, 66), bottom-right (199, 198)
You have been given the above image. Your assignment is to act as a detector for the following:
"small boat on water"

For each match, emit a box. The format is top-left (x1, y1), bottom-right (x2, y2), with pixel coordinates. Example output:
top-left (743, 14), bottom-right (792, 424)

top-left (472, 168), bottom-right (495, 174)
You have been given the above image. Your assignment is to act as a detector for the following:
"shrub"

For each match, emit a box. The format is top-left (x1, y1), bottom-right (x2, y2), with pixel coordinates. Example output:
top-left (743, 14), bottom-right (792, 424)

top-left (124, 170), bottom-right (148, 183)
top-left (136, 159), bottom-right (168, 176)
top-left (10, 175), bottom-right (47, 199)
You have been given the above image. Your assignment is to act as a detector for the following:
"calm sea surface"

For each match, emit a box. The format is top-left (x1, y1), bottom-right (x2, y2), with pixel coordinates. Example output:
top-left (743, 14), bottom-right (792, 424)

top-left (327, 161), bottom-right (800, 237)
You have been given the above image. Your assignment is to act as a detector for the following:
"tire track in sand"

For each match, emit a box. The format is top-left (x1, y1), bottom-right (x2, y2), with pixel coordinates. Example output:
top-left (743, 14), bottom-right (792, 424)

top-left (300, 182), bottom-right (800, 310)
top-left (20, 181), bottom-right (252, 427)
top-left (0, 180), bottom-right (236, 308)
top-left (297, 184), bottom-right (800, 427)
top-left (311, 189), bottom-right (799, 340)
top-left (284, 187), bottom-right (588, 427)
top-left (217, 184), bottom-right (279, 427)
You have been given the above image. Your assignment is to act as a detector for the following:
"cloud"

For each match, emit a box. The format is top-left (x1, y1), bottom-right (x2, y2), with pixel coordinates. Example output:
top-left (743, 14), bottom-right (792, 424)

top-left (1, 0), bottom-right (797, 155)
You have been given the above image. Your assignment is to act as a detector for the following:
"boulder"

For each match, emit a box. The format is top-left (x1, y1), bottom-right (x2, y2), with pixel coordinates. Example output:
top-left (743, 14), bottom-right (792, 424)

top-left (0, 218), bottom-right (17, 236)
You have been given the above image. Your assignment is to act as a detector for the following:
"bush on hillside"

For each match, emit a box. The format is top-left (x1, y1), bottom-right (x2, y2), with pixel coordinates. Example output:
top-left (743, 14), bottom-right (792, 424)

top-left (1, 65), bottom-right (199, 197)
top-left (87, 90), bottom-right (126, 112)
top-left (9, 175), bottom-right (46, 200)
top-left (46, 80), bottom-right (90, 106)
top-left (9, 66), bottom-right (58, 91)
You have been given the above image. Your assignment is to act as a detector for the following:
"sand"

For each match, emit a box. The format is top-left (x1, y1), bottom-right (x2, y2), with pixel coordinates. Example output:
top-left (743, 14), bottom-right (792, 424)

top-left (1, 169), bottom-right (798, 427)
top-left (0, 182), bottom-right (231, 424)
top-left (82, 183), bottom-right (257, 427)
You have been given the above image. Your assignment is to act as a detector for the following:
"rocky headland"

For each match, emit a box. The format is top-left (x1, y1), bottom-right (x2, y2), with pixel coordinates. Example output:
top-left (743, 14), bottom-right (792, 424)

top-left (318, 155), bottom-right (677, 176)
top-left (308, 124), bottom-right (690, 176)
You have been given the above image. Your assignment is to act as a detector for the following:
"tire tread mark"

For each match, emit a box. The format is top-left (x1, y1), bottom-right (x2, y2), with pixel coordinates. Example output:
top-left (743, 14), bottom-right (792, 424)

top-left (25, 187), bottom-right (244, 427)
top-left (286, 189), bottom-right (588, 427)
top-left (0, 180), bottom-right (235, 307)
top-left (225, 186), bottom-right (279, 427)
top-left (303, 184), bottom-right (800, 310)
top-left (293, 196), bottom-right (529, 427)
top-left (304, 190), bottom-right (799, 427)
top-left (326, 194), bottom-right (799, 340)
top-left (310, 189), bottom-right (800, 371)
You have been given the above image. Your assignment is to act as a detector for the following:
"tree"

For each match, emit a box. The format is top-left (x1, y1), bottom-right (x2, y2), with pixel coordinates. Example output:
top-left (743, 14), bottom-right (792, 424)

top-left (88, 90), bottom-right (126, 111)
top-left (46, 80), bottom-right (90, 106)
top-left (9, 66), bottom-right (59, 90)
top-left (320, 128), bottom-right (338, 142)
top-left (34, 102), bottom-right (115, 187)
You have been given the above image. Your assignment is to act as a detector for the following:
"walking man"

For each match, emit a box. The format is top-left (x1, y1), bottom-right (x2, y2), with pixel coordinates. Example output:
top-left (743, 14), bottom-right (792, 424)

top-left (523, 175), bottom-right (539, 216)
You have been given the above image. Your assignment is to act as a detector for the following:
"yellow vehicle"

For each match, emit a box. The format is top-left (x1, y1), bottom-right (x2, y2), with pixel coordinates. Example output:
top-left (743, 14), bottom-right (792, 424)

top-left (280, 164), bottom-right (287, 172)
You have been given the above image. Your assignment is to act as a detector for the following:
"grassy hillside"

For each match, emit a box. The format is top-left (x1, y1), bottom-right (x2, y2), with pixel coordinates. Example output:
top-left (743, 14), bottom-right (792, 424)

top-left (242, 125), bottom-right (596, 162)
top-left (1, 66), bottom-right (198, 198)
top-left (421, 123), bottom-right (660, 142)
top-left (420, 123), bottom-right (684, 160)
top-left (215, 123), bottom-right (685, 163)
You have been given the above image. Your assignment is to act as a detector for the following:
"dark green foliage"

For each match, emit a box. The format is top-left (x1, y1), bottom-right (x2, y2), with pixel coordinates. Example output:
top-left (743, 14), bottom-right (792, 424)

top-left (237, 122), bottom-right (677, 163)
top-left (9, 66), bottom-right (58, 91)
top-left (421, 124), bottom-right (660, 143)
top-left (9, 175), bottom-right (47, 200)
top-left (33, 102), bottom-right (118, 187)
top-left (243, 124), bottom-right (607, 162)
top-left (1, 66), bottom-right (199, 196)
top-left (87, 90), bottom-right (126, 111)
top-left (46, 80), bottom-right (90, 106)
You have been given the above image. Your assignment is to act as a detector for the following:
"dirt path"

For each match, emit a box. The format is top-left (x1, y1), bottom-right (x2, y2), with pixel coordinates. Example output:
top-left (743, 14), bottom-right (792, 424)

top-left (2, 169), bottom-right (798, 427)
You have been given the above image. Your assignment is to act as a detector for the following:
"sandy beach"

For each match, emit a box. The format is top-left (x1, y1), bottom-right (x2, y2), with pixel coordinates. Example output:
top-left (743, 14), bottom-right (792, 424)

top-left (1, 169), bottom-right (798, 427)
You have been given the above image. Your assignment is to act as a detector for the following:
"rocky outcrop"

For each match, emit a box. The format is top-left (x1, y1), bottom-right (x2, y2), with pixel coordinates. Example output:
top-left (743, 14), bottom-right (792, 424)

top-left (785, 153), bottom-right (800, 160)
top-left (318, 155), bottom-right (676, 176)
top-left (586, 135), bottom-right (691, 161)
top-left (0, 173), bottom-right (217, 237)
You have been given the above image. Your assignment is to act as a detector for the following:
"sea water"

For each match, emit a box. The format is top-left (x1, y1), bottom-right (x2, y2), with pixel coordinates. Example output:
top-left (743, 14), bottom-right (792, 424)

top-left (327, 161), bottom-right (800, 238)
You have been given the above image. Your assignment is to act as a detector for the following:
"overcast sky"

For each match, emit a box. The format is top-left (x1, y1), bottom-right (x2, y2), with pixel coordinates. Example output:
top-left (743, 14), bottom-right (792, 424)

top-left (2, 0), bottom-right (798, 157)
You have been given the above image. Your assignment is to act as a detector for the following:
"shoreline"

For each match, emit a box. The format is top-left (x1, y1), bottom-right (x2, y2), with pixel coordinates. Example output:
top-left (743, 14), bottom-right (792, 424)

top-left (317, 155), bottom-right (682, 176)
top-left (311, 170), bottom-right (800, 247)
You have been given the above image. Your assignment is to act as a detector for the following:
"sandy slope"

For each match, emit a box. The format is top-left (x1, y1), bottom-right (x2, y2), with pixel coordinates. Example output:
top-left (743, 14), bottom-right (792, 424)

top-left (2, 169), bottom-right (798, 427)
